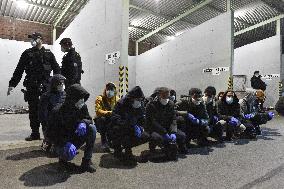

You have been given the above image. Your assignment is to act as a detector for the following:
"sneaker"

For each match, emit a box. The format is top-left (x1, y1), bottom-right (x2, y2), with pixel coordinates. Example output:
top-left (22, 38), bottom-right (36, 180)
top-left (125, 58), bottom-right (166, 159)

top-left (80, 158), bottom-right (96, 173)
top-left (41, 140), bottom-right (51, 152)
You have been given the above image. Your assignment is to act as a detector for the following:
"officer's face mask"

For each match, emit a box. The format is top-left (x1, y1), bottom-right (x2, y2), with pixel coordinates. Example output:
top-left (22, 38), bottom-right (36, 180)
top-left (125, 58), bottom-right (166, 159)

top-left (75, 98), bottom-right (85, 109)
top-left (226, 96), bottom-right (234, 104)
top-left (31, 39), bottom-right (37, 47)
top-left (255, 74), bottom-right (260, 77)
top-left (192, 98), bottom-right (202, 105)
top-left (57, 84), bottom-right (65, 92)
top-left (160, 98), bottom-right (169, 106)
top-left (106, 90), bottom-right (115, 98)
top-left (169, 95), bottom-right (176, 102)
top-left (132, 100), bottom-right (142, 109)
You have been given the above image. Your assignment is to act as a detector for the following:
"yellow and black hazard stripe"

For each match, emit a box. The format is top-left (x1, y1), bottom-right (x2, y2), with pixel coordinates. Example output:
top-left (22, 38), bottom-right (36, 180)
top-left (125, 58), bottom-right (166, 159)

top-left (280, 81), bottom-right (283, 97)
top-left (119, 66), bottom-right (124, 98)
top-left (228, 76), bottom-right (233, 90)
top-left (125, 66), bottom-right (129, 94)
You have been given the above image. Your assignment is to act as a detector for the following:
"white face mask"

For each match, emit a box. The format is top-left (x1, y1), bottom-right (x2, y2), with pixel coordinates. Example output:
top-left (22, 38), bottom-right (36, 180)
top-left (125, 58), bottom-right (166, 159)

top-left (160, 98), bottom-right (169, 106)
top-left (61, 46), bottom-right (66, 53)
top-left (255, 74), bottom-right (260, 77)
top-left (75, 98), bottom-right (85, 109)
top-left (226, 96), bottom-right (234, 104)
top-left (132, 100), bottom-right (142, 109)
top-left (192, 98), bottom-right (202, 105)
top-left (57, 84), bottom-right (65, 92)
top-left (203, 96), bottom-right (213, 104)
top-left (31, 40), bottom-right (37, 47)
top-left (169, 96), bottom-right (176, 101)
top-left (106, 90), bottom-right (115, 98)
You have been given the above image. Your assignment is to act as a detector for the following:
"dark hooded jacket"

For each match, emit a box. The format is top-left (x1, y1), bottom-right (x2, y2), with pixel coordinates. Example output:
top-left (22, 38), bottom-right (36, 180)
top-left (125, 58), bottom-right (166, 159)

top-left (205, 99), bottom-right (218, 125)
top-left (217, 90), bottom-right (241, 121)
top-left (38, 74), bottom-right (66, 126)
top-left (145, 97), bottom-right (177, 135)
top-left (47, 84), bottom-right (92, 146)
top-left (276, 97), bottom-right (284, 116)
top-left (111, 86), bottom-right (145, 131)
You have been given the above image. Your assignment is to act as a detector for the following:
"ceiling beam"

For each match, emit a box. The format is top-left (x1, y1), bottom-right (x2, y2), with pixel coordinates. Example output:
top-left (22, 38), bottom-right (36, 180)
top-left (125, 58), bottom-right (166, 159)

top-left (234, 14), bottom-right (284, 36)
top-left (53, 0), bottom-right (76, 27)
top-left (129, 5), bottom-right (196, 27)
top-left (136, 0), bottom-right (213, 42)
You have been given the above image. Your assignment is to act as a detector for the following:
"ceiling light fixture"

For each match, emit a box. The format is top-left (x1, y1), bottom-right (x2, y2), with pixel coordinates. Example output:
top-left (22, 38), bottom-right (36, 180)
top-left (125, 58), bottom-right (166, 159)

top-left (16, 0), bottom-right (29, 10)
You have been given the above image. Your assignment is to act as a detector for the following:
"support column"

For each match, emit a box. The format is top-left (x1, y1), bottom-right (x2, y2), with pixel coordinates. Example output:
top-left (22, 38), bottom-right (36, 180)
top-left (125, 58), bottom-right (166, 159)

top-left (135, 41), bottom-right (139, 56)
top-left (277, 19), bottom-right (281, 36)
top-left (52, 26), bottom-right (56, 44)
top-left (120, 0), bottom-right (129, 96)
top-left (227, 0), bottom-right (231, 12)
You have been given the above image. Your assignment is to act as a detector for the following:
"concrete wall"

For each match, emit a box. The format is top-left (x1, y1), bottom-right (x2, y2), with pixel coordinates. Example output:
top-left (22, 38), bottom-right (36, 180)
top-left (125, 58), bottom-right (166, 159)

top-left (0, 38), bottom-right (51, 107)
top-left (234, 35), bottom-right (281, 107)
top-left (53, 0), bottom-right (128, 115)
top-left (135, 12), bottom-right (233, 98)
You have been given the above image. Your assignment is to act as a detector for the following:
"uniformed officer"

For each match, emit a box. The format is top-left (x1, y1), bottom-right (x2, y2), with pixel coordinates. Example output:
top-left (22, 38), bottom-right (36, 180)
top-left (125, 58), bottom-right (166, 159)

top-left (60, 38), bottom-right (83, 88)
top-left (7, 32), bottom-right (60, 141)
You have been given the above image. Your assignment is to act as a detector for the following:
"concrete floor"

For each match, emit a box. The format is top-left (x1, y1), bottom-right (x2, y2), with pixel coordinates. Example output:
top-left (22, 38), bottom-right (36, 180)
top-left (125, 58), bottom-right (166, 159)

top-left (0, 114), bottom-right (284, 189)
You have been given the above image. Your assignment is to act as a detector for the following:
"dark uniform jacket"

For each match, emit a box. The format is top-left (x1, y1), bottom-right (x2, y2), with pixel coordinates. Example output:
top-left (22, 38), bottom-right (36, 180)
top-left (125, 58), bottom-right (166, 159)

top-left (145, 98), bottom-right (177, 135)
top-left (61, 48), bottom-right (82, 87)
top-left (176, 99), bottom-right (209, 124)
top-left (205, 100), bottom-right (218, 125)
top-left (9, 47), bottom-right (60, 90)
top-left (38, 75), bottom-right (66, 127)
top-left (47, 84), bottom-right (92, 146)
top-left (251, 76), bottom-right (267, 91)
top-left (217, 91), bottom-right (241, 121)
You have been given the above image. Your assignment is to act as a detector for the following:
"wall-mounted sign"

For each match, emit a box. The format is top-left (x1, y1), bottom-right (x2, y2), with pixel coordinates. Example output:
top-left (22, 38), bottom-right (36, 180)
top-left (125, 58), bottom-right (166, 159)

top-left (261, 74), bottom-right (280, 80)
top-left (203, 67), bottom-right (230, 75)
top-left (105, 51), bottom-right (121, 64)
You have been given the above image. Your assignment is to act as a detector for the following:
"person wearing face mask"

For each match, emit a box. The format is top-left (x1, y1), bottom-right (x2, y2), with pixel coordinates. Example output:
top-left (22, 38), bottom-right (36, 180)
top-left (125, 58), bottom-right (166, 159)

top-left (176, 88), bottom-right (210, 146)
top-left (145, 87), bottom-right (187, 161)
top-left (203, 86), bottom-right (223, 143)
top-left (240, 89), bottom-right (275, 138)
top-left (216, 90), bottom-right (245, 141)
top-left (7, 32), bottom-right (60, 141)
top-left (110, 86), bottom-right (150, 165)
top-left (38, 74), bottom-right (66, 153)
top-left (60, 38), bottom-right (83, 89)
top-left (169, 90), bottom-right (177, 103)
top-left (94, 82), bottom-right (119, 151)
top-left (47, 84), bottom-right (97, 173)
top-left (276, 95), bottom-right (284, 116)
top-left (251, 71), bottom-right (267, 91)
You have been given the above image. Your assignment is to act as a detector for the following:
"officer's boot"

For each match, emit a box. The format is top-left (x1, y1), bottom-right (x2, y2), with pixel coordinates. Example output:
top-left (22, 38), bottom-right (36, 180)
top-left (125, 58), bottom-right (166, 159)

top-left (124, 148), bottom-right (136, 162)
top-left (25, 132), bottom-right (40, 141)
top-left (80, 158), bottom-right (96, 173)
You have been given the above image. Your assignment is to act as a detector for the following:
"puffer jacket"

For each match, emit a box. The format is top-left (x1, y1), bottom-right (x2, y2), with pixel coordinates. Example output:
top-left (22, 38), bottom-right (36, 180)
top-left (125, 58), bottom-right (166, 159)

top-left (95, 84), bottom-right (119, 117)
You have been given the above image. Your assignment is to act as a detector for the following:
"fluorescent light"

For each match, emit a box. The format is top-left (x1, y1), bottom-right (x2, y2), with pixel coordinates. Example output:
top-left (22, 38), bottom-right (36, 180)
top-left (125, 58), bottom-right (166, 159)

top-left (16, 0), bottom-right (29, 10)
top-left (167, 36), bottom-right (175, 41)
top-left (128, 26), bottom-right (134, 30)
top-left (131, 20), bottom-right (140, 27)
top-left (175, 32), bottom-right (183, 37)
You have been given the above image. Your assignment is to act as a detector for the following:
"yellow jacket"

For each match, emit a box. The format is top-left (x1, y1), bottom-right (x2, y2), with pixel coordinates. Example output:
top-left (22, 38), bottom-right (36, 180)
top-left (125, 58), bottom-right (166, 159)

top-left (95, 88), bottom-right (119, 117)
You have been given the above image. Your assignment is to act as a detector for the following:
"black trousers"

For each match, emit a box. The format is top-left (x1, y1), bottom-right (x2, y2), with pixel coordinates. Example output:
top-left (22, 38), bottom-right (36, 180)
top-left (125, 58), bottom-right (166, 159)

top-left (111, 125), bottom-right (150, 151)
top-left (26, 89), bottom-right (41, 135)
top-left (95, 116), bottom-right (111, 145)
top-left (150, 129), bottom-right (186, 149)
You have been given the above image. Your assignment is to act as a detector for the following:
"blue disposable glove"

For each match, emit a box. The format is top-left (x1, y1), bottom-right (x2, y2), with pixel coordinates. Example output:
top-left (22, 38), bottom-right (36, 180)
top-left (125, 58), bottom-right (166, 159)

top-left (134, 125), bottom-right (142, 138)
top-left (213, 116), bottom-right (219, 123)
top-left (187, 113), bottom-right (200, 125)
top-left (169, 134), bottom-right (176, 142)
top-left (268, 112), bottom-right (275, 120)
top-left (163, 134), bottom-right (171, 142)
top-left (244, 114), bottom-right (252, 120)
top-left (228, 117), bottom-right (239, 127)
top-left (75, 122), bottom-right (87, 137)
top-left (63, 142), bottom-right (77, 161)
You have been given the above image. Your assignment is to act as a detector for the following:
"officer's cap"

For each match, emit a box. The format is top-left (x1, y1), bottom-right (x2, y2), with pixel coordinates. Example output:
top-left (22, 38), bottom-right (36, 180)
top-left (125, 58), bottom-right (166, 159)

top-left (28, 32), bottom-right (43, 40)
top-left (60, 38), bottom-right (73, 46)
